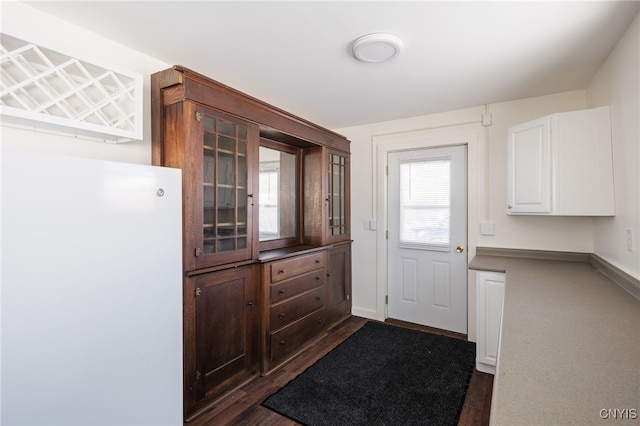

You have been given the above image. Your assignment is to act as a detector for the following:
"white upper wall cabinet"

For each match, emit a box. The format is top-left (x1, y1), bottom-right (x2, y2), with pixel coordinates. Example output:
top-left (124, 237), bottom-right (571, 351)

top-left (0, 32), bottom-right (143, 143)
top-left (506, 106), bottom-right (615, 216)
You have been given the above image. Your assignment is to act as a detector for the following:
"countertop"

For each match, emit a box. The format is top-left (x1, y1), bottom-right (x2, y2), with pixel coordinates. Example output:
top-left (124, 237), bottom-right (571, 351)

top-left (470, 252), bottom-right (640, 425)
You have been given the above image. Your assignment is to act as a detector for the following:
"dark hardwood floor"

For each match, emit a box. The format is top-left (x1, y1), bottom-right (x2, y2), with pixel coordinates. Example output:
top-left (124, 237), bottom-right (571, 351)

top-left (187, 316), bottom-right (493, 425)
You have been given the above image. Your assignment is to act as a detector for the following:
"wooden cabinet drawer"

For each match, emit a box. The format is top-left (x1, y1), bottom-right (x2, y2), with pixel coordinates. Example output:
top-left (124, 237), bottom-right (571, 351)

top-left (270, 309), bottom-right (325, 363)
top-left (270, 251), bottom-right (325, 283)
top-left (270, 269), bottom-right (325, 303)
top-left (270, 286), bottom-right (324, 331)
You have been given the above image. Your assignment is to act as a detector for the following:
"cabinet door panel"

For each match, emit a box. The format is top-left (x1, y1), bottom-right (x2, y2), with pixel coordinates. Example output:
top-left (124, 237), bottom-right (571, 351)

top-left (476, 271), bottom-right (505, 374)
top-left (326, 243), bottom-right (352, 329)
top-left (506, 117), bottom-right (551, 214)
top-left (188, 105), bottom-right (258, 270)
top-left (190, 267), bottom-right (258, 408)
top-left (303, 147), bottom-right (350, 246)
top-left (327, 150), bottom-right (351, 244)
top-left (197, 278), bottom-right (246, 375)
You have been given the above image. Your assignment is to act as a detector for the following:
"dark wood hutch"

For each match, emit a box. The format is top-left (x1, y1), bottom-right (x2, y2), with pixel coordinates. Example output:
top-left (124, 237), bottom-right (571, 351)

top-left (151, 66), bottom-right (351, 421)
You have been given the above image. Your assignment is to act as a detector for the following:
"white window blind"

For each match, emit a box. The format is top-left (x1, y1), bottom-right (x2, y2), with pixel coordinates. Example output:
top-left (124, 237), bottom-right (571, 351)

top-left (399, 157), bottom-right (451, 251)
top-left (258, 162), bottom-right (279, 239)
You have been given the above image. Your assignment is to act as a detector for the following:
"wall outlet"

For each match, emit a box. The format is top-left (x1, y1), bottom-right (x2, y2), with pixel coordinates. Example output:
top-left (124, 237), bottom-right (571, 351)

top-left (481, 222), bottom-right (495, 236)
top-left (627, 229), bottom-right (634, 252)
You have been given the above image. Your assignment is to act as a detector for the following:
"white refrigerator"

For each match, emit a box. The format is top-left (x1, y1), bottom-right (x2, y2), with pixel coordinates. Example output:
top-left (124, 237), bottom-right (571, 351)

top-left (1, 147), bottom-right (183, 425)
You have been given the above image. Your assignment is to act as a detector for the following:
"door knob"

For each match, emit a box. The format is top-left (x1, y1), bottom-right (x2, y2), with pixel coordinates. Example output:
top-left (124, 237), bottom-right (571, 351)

top-left (456, 245), bottom-right (464, 253)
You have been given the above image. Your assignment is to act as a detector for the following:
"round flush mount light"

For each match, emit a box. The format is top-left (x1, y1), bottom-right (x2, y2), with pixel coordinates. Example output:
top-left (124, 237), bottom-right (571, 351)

top-left (352, 33), bottom-right (403, 63)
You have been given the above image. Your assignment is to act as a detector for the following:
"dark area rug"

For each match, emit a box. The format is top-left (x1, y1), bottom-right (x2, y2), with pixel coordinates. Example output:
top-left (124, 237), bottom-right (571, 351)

top-left (262, 321), bottom-right (476, 426)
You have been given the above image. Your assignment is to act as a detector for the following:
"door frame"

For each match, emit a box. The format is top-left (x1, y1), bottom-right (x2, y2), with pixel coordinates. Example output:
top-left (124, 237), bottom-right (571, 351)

top-left (374, 123), bottom-right (486, 335)
top-left (387, 145), bottom-right (468, 333)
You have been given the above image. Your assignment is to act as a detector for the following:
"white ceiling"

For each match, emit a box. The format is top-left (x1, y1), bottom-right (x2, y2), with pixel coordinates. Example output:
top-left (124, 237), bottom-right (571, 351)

top-left (25, 1), bottom-right (640, 129)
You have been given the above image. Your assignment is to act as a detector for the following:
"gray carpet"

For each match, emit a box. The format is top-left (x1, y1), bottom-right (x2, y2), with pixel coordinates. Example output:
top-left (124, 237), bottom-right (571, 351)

top-left (262, 321), bottom-right (476, 426)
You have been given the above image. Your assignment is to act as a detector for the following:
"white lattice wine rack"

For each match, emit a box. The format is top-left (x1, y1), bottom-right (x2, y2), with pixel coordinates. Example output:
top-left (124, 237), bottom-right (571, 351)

top-left (1, 32), bottom-right (143, 143)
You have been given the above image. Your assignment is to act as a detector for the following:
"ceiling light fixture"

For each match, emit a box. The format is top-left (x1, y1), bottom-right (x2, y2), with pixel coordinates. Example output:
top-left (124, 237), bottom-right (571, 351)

top-left (352, 33), bottom-right (403, 63)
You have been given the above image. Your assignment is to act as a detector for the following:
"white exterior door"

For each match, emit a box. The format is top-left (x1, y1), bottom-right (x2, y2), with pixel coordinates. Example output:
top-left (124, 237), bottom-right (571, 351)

top-left (387, 145), bottom-right (467, 333)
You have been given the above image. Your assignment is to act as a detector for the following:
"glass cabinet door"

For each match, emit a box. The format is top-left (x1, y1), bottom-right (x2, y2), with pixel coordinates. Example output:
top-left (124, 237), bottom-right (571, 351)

top-left (327, 150), bottom-right (350, 243)
top-left (196, 106), bottom-right (256, 268)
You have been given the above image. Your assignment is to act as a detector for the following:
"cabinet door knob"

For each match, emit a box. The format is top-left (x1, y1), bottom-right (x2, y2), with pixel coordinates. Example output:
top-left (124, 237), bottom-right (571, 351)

top-left (278, 269), bottom-right (285, 274)
top-left (279, 340), bottom-right (286, 346)
top-left (246, 300), bottom-right (254, 306)
top-left (507, 204), bottom-right (513, 209)
top-left (279, 289), bottom-right (286, 294)
top-left (279, 313), bottom-right (286, 318)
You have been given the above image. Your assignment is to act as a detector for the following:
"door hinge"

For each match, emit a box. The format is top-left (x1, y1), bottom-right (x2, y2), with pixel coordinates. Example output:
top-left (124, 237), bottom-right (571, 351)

top-left (195, 247), bottom-right (202, 257)
top-left (385, 295), bottom-right (388, 304)
top-left (195, 111), bottom-right (202, 121)
top-left (195, 287), bottom-right (202, 297)
top-left (386, 165), bottom-right (388, 176)
top-left (386, 230), bottom-right (388, 240)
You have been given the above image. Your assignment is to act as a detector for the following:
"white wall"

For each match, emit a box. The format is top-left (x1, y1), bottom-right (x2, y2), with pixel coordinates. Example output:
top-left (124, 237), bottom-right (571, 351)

top-left (339, 8), bottom-right (640, 329)
top-left (3, 2), bottom-right (637, 337)
top-left (587, 12), bottom-right (640, 279)
top-left (1, 2), bottom-right (170, 164)
top-left (338, 107), bottom-right (484, 322)
top-left (480, 90), bottom-right (593, 252)
top-left (336, 90), bottom-right (595, 338)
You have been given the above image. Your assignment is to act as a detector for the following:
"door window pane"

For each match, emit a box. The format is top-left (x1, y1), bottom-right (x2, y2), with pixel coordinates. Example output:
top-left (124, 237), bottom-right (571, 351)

top-left (399, 158), bottom-right (451, 250)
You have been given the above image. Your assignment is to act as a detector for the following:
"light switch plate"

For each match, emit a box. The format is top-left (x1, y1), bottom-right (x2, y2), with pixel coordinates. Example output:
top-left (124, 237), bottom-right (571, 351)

top-left (481, 222), bottom-right (495, 236)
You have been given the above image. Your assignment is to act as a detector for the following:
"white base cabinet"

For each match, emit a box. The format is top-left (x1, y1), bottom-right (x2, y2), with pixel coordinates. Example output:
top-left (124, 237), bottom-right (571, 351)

top-left (506, 106), bottom-right (615, 216)
top-left (476, 271), bottom-right (505, 374)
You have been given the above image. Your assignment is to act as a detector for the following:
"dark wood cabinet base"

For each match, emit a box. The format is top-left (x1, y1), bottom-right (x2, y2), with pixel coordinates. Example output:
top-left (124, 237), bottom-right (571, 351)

top-left (152, 66), bottom-right (351, 422)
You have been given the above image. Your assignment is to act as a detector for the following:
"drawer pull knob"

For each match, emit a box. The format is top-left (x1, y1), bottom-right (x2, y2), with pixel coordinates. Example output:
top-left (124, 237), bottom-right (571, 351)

top-left (316, 296), bottom-right (321, 301)
top-left (315, 259), bottom-right (320, 264)
top-left (279, 289), bottom-right (286, 294)
top-left (280, 340), bottom-right (286, 345)
top-left (279, 313), bottom-right (286, 318)
top-left (317, 320), bottom-right (323, 324)
top-left (278, 269), bottom-right (285, 274)
top-left (315, 276), bottom-right (321, 281)
top-left (246, 301), bottom-right (254, 306)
